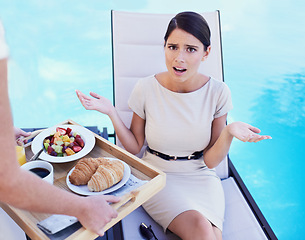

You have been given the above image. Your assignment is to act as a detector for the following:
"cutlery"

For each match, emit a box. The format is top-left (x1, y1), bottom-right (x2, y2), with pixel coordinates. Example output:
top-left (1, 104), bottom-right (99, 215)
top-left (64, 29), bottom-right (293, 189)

top-left (24, 129), bottom-right (44, 141)
top-left (29, 148), bottom-right (44, 162)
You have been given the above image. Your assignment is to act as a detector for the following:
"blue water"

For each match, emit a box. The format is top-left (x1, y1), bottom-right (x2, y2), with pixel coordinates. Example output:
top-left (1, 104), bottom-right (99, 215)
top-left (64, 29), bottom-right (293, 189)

top-left (1, 1), bottom-right (304, 239)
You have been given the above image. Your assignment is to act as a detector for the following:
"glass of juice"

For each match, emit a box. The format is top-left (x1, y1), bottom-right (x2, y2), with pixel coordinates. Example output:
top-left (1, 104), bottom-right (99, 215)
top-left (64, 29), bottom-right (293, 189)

top-left (16, 145), bottom-right (26, 166)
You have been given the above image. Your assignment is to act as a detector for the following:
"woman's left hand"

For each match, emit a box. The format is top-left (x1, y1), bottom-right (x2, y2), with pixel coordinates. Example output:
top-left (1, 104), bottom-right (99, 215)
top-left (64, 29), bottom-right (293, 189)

top-left (227, 122), bottom-right (272, 143)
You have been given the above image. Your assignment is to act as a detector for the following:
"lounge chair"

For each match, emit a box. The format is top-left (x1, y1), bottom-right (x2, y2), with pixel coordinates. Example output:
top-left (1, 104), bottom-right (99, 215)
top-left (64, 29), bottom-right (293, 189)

top-left (0, 208), bottom-right (26, 240)
top-left (111, 10), bottom-right (277, 240)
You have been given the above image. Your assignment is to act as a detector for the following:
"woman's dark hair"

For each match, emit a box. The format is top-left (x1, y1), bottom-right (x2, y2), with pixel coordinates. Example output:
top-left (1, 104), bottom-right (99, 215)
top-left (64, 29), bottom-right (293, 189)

top-left (164, 11), bottom-right (211, 51)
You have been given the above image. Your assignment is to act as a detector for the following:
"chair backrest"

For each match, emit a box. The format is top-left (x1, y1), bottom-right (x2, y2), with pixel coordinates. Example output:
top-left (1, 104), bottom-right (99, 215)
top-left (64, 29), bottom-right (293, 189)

top-left (111, 10), bottom-right (228, 179)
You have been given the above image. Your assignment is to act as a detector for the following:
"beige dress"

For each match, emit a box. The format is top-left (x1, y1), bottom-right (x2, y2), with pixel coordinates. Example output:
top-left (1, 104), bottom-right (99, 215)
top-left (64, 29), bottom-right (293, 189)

top-left (128, 75), bottom-right (233, 232)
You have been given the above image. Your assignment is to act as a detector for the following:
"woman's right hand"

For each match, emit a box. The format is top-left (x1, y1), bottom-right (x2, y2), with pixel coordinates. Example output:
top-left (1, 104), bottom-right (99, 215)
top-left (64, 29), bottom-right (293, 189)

top-left (76, 90), bottom-right (114, 116)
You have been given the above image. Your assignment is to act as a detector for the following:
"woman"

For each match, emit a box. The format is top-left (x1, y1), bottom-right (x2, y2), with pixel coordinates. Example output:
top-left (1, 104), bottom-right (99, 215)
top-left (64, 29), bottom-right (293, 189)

top-left (76, 11), bottom-right (271, 240)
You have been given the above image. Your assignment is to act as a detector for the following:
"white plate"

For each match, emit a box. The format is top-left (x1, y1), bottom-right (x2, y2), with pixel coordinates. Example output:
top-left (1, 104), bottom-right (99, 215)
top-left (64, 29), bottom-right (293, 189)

top-left (66, 158), bottom-right (131, 195)
top-left (31, 124), bottom-right (96, 163)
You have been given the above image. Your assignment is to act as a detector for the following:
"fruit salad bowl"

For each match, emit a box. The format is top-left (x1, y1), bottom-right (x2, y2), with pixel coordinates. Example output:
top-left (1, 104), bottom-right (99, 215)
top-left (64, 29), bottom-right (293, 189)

top-left (31, 124), bottom-right (95, 163)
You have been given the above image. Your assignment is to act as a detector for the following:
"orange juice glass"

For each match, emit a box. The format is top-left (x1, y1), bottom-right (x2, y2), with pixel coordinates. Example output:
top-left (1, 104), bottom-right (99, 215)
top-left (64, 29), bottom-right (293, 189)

top-left (16, 145), bottom-right (26, 166)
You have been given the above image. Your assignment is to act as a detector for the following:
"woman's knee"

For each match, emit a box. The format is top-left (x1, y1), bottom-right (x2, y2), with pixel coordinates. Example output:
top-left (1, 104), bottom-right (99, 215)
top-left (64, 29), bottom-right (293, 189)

top-left (192, 214), bottom-right (215, 238)
top-left (168, 210), bottom-right (217, 240)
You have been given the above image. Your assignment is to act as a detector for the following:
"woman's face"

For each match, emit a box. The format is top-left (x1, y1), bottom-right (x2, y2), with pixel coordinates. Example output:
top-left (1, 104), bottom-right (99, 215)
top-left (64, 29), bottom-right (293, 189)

top-left (164, 28), bottom-right (209, 84)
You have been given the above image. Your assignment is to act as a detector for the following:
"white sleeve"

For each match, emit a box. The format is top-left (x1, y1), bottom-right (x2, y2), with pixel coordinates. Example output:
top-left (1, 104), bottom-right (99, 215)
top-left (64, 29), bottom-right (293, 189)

top-left (214, 82), bottom-right (233, 118)
top-left (128, 78), bottom-right (146, 120)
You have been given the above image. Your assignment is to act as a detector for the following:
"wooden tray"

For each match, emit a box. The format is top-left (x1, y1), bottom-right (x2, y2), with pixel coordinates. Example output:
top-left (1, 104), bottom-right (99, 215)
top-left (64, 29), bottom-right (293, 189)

top-left (0, 119), bottom-right (166, 240)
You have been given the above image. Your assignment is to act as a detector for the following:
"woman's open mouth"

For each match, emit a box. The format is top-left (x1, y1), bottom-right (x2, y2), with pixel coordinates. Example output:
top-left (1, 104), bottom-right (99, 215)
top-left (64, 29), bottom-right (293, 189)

top-left (173, 67), bottom-right (187, 75)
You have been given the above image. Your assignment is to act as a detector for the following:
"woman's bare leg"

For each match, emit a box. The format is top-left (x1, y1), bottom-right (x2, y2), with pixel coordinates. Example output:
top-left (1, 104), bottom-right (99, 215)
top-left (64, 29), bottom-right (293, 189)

top-left (167, 210), bottom-right (222, 240)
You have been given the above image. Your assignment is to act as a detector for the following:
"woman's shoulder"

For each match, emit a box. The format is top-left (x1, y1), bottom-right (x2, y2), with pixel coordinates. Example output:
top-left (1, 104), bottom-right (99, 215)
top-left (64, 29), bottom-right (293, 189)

top-left (208, 77), bottom-right (230, 92)
top-left (137, 74), bottom-right (155, 83)
top-left (135, 75), bottom-right (157, 88)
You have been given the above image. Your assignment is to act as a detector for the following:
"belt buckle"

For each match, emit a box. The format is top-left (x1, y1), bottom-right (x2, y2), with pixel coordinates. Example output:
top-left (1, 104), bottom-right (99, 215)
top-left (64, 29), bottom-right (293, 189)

top-left (169, 155), bottom-right (177, 161)
top-left (187, 154), bottom-right (194, 160)
top-left (151, 151), bottom-right (159, 157)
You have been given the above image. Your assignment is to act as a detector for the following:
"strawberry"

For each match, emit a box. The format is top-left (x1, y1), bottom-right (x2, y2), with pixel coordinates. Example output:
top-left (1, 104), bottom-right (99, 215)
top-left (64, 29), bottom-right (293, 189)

top-left (72, 146), bottom-right (82, 152)
top-left (75, 137), bottom-right (84, 148)
top-left (56, 127), bottom-right (67, 135)
top-left (66, 127), bottom-right (72, 135)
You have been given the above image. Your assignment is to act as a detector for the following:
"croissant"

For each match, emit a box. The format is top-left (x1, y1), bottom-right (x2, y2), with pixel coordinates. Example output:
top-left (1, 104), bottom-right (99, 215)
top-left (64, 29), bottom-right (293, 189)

top-left (69, 157), bottom-right (110, 185)
top-left (88, 160), bottom-right (124, 192)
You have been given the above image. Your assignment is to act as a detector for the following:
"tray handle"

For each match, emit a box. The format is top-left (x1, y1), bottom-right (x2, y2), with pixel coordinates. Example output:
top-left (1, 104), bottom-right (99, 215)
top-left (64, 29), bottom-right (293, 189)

top-left (111, 190), bottom-right (139, 211)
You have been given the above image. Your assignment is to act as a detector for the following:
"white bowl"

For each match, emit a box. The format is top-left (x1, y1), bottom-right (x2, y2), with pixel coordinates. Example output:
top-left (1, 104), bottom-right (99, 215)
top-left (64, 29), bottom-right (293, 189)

top-left (31, 124), bottom-right (96, 163)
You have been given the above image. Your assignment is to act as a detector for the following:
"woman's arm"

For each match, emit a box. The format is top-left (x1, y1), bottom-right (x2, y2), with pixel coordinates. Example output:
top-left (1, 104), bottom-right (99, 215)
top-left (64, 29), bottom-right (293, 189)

top-left (203, 114), bottom-right (272, 168)
top-left (76, 90), bottom-right (145, 154)
top-left (108, 108), bottom-right (145, 154)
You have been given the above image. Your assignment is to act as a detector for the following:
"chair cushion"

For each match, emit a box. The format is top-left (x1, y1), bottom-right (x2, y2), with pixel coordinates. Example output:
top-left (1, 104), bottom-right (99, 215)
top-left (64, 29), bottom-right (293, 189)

top-left (0, 208), bottom-right (26, 240)
top-left (222, 177), bottom-right (268, 240)
top-left (121, 177), bottom-right (267, 240)
top-left (121, 204), bottom-right (180, 240)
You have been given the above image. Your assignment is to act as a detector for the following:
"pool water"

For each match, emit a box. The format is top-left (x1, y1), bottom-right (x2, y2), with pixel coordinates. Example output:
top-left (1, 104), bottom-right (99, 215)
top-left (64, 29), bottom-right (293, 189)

top-left (1, 1), bottom-right (304, 239)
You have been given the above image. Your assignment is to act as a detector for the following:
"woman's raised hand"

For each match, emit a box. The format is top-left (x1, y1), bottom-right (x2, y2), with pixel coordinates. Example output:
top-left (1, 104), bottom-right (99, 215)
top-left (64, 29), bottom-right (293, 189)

top-left (76, 90), bottom-right (114, 116)
top-left (227, 121), bottom-right (272, 143)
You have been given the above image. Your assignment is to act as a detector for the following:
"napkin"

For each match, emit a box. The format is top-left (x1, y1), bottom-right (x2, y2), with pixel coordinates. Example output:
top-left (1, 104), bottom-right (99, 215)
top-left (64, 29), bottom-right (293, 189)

top-left (37, 214), bottom-right (78, 235)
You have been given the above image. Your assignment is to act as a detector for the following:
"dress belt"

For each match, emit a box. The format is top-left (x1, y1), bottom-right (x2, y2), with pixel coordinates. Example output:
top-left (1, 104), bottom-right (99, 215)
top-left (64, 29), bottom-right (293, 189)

top-left (147, 147), bottom-right (203, 161)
